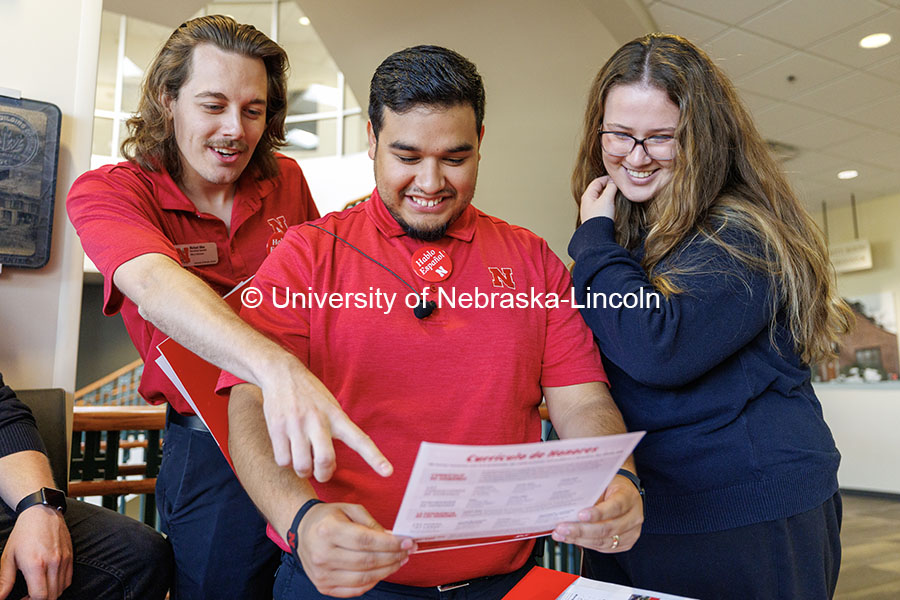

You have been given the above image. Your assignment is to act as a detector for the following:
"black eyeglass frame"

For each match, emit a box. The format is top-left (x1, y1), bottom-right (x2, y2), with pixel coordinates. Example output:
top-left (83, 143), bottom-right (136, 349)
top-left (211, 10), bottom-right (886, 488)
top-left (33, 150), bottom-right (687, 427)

top-left (598, 130), bottom-right (677, 161)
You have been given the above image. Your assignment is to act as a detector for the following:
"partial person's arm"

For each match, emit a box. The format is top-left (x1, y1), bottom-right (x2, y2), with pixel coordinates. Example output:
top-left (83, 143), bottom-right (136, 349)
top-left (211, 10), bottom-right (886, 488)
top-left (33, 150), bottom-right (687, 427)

top-left (0, 378), bottom-right (72, 600)
top-left (544, 381), bottom-right (643, 553)
top-left (228, 383), bottom-right (412, 598)
top-left (114, 252), bottom-right (391, 482)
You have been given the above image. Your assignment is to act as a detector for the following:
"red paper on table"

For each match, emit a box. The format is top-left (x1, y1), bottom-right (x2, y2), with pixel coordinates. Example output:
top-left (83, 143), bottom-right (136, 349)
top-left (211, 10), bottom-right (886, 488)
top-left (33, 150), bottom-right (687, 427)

top-left (154, 277), bottom-right (254, 466)
top-left (502, 566), bottom-right (579, 599)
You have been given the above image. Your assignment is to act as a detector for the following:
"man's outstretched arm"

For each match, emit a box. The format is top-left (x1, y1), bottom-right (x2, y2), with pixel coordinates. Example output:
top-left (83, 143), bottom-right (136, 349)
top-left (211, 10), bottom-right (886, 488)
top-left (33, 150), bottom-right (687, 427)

top-left (114, 252), bottom-right (392, 482)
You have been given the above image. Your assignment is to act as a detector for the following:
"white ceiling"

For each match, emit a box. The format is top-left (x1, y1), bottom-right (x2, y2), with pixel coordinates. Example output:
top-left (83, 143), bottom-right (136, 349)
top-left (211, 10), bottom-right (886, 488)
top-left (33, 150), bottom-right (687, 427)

top-left (641, 0), bottom-right (900, 211)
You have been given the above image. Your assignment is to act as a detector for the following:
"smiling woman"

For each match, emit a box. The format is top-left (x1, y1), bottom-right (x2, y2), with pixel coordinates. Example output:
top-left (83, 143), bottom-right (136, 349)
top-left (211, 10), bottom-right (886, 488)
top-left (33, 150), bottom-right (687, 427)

top-left (568, 33), bottom-right (852, 600)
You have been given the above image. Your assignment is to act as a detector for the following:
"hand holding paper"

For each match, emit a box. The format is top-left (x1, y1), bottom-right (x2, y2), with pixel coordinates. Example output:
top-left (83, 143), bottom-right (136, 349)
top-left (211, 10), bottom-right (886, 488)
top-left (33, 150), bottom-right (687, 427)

top-left (551, 472), bottom-right (643, 553)
top-left (293, 502), bottom-right (414, 598)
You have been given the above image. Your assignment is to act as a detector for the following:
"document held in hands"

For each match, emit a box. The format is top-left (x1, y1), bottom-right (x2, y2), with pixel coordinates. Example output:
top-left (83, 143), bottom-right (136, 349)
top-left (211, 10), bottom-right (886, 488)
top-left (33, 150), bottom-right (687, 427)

top-left (392, 432), bottom-right (644, 553)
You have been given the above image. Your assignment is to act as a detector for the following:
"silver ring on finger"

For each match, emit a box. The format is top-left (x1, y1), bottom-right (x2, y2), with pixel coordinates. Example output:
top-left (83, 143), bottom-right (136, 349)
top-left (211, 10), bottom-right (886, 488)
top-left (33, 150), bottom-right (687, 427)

top-left (610, 534), bottom-right (620, 549)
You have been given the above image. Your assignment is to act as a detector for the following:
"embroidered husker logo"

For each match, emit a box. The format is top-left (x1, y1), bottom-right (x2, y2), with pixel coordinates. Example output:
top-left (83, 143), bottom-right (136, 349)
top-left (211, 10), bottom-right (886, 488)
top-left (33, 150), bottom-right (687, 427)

top-left (267, 215), bottom-right (289, 234)
top-left (267, 216), bottom-right (289, 254)
top-left (488, 267), bottom-right (516, 289)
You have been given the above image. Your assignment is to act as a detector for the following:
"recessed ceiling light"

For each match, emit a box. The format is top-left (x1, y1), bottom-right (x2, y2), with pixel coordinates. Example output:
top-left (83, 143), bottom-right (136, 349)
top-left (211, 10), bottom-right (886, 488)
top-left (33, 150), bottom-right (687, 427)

top-left (838, 170), bottom-right (859, 180)
top-left (859, 33), bottom-right (891, 49)
top-left (298, 16), bottom-right (310, 26)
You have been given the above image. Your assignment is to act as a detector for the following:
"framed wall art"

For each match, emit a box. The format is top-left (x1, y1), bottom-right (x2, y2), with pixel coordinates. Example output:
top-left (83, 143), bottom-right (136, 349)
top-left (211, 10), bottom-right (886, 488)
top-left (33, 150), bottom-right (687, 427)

top-left (0, 94), bottom-right (62, 268)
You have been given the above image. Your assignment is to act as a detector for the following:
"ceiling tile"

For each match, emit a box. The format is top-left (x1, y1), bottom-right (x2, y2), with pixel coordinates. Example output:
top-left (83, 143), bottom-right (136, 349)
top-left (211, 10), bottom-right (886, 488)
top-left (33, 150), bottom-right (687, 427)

top-left (866, 54), bottom-right (900, 84)
top-left (776, 116), bottom-right (873, 152)
top-left (702, 29), bottom-right (794, 79)
top-left (741, 0), bottom-right (885, 47)
top-left (736, 52), bottom-right (852, 100)
top-left (781, 150), bottom-right (859, 182)
top-left (792, 178), bottom-right (831, 195)
top-left (845, 93), bottom-right (900, 133)
top-left (753, 102), bottom-right (827, 139)
top-left (790, 71), bottom-right (900, 116)
top-left (851, 169), bottom-right (900, 196)
top-left (653, 0), bottom-right (781, 24)
top-left (646, 2), bottom-right (729, 42)
top-left (838, 131), bottom-right (900, 169)
top-left (806, 10), bottom-right (900, 68)
top-left (737, 90), bottom-right (779, 116)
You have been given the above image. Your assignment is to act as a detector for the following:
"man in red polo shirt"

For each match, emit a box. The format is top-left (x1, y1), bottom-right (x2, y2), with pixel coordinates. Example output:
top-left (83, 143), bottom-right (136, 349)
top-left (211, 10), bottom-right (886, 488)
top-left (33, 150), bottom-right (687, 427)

top-left (220, 45), bottom-right (644, 599)
top-left (67, 15), bottom-right (390, 600)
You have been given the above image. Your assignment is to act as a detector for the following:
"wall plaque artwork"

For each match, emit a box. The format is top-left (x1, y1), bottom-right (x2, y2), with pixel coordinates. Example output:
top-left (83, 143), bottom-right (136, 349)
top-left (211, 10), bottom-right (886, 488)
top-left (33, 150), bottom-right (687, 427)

top-left (0, 95), bottom-right (61, 268)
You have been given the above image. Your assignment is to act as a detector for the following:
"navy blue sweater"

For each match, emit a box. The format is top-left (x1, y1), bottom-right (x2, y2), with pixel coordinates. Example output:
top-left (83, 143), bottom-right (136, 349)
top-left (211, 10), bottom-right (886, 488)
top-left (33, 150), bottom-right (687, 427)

top-left (0, 374), bottom-right (46, 459)
top-left (568, 217), bottom-right (839, 534)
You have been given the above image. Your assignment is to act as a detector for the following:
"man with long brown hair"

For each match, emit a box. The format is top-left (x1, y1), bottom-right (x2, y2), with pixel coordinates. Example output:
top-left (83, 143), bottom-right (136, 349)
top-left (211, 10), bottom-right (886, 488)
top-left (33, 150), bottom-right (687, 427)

top-left (67, 15), bottom-right (390, 599)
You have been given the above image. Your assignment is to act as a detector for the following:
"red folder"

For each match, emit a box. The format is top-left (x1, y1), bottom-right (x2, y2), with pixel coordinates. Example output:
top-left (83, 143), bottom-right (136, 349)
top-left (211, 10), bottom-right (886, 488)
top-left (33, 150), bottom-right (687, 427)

top-left (154, 277), bottom-right (255, 466)
top-left (502, 566), bottom-right (578, 599)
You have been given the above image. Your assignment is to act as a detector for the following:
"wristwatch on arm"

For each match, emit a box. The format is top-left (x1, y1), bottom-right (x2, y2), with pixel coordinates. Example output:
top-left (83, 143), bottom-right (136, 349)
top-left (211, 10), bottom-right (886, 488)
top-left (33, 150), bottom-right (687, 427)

top-left (15, 487), bottom-right (67, 515)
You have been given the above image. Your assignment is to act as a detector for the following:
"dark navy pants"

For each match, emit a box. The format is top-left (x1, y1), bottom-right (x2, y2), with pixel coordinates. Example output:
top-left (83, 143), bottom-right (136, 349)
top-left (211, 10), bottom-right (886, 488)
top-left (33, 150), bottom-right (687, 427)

top-left (156, 419), bottom-right (280, 600)
top-left (274, 553), bottom-right (535, 599)
top-left (582, 492), bottom-right (842, 600)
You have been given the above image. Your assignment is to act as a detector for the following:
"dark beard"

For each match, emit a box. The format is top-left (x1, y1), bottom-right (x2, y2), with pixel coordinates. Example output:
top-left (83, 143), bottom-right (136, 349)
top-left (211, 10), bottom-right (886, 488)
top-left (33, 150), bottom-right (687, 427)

top-left (400, 221), bottom-right (449, 242)
top-left (386, 205), bottom-right (451, 242)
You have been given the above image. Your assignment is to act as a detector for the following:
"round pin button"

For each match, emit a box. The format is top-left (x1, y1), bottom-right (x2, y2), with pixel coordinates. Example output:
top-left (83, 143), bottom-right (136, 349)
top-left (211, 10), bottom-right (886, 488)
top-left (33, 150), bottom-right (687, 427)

top-left (266, 231), bottom-right (285, 254)
top-left (411, 247), bottom-right (452, 282)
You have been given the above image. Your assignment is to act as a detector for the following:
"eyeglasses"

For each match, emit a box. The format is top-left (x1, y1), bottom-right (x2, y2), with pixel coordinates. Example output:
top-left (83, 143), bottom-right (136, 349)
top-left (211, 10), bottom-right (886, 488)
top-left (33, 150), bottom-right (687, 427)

top-left (599, 130), bottom-right (676, 161)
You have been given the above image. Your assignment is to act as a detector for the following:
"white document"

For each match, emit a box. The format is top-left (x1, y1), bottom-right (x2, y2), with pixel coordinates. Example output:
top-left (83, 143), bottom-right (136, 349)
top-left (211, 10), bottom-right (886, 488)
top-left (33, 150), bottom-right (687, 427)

top-left (557, 577), bottom-right (697, 600)
top-left (392, 432), bottom-right (644, 553)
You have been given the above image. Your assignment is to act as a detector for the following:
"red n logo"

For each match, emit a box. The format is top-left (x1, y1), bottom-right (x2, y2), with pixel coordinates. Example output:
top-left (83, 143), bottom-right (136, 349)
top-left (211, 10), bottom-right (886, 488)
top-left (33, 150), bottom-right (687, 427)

top-left (488, 267), bottom-right (516, 289)
top-left (267, 215), bottom-right (289, 234)
top-left (175, 246), bottom-right (191, 265)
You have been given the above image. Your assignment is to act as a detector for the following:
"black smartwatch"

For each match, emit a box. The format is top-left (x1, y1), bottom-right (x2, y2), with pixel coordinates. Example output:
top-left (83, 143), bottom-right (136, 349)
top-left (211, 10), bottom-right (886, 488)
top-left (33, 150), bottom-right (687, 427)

top-left (16, 487), bottom-right (67, 516)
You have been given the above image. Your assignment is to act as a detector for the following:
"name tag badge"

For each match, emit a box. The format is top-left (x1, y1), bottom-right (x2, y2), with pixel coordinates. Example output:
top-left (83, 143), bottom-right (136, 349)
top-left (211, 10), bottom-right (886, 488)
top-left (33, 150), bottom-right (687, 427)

top-left (174, 242), bottom-right (219, 267)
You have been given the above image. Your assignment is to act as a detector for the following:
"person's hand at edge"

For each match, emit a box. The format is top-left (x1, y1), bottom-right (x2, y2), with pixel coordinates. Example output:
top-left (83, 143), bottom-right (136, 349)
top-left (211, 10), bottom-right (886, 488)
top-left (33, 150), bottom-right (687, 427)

top-left (0, 505), bottom-right (73, 600)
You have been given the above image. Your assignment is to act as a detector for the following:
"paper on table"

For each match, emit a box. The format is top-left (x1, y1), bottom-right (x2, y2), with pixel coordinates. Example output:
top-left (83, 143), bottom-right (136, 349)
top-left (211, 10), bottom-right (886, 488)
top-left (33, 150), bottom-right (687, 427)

top-left (503, 566), bottom-right (698, 600)
top-left (392, 432), bottom-right (644, 553)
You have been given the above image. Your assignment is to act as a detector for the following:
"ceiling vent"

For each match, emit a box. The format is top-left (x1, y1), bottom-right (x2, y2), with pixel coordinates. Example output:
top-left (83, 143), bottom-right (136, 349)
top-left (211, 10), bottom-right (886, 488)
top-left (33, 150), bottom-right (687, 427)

top-left (766, 140), bottom-right (800, 162)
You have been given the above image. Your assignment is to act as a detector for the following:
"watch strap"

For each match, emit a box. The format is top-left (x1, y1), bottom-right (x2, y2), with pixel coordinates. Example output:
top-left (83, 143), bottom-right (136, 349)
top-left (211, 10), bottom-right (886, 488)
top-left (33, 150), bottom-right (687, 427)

top-left (616, 468), bottom-right (644, 497)
top-left (15, 487), bottom-right (67, 515)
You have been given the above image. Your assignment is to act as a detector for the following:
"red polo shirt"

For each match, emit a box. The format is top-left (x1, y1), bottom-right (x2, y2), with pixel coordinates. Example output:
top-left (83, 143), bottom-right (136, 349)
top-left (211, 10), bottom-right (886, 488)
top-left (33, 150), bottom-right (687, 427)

top-left (67, 155), bottom-right (319, 413)
top-left (219, 190), bottom-right (607, 586)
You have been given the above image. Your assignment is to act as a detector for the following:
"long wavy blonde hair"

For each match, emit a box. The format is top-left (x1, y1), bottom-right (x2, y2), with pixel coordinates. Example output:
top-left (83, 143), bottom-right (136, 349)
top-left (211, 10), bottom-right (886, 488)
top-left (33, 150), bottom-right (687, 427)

top-left (121, 15), bottom-right (289, 182)
top-left (572, 33), bottom-right (852, 364)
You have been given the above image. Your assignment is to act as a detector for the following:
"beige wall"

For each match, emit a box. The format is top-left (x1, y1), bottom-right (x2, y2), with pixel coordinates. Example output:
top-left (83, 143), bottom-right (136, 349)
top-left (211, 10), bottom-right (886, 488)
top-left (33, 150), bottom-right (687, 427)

top-left (298, 0), bottom-right (631, 261)
top-left (0, 0), bottom-right (102, 390)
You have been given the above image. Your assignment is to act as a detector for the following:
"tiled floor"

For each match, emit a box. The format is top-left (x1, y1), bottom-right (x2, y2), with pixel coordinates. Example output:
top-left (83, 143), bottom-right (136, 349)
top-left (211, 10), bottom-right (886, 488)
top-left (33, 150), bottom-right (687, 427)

top-left (836, 492), bottom-right (900, 599)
